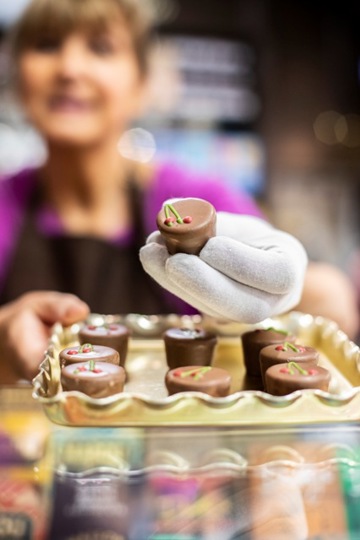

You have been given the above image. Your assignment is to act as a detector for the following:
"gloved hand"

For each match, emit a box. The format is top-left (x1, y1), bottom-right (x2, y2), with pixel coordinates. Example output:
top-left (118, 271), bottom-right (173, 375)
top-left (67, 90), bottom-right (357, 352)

top-left (139, 212), bottom-right (308, 323)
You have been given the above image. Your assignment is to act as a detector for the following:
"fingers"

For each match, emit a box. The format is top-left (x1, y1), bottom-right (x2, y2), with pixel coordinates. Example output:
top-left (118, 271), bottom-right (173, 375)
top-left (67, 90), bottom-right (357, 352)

top-left (12, 309), bottom-right (51, 380)
top-left (18, 291), bottom-right (90, 326)
top-left (0, 307), bottom-right (49, 382)
top-left (146, 214), bottom-right (307, 298)
top-left (141, 242), bottom-right (285, 322)
top-left (165, 252), bottom-right (282, 322)
top-left (146, 230), bottom-right (164, 245)
top-left (0, 292), bottom-right (90, 382)
top-left (141, 240), bottom-right (301, 322)
top-left (200, 236), bottom-right (304, 295)
top-left (139, 243), bottom-right (222, 318)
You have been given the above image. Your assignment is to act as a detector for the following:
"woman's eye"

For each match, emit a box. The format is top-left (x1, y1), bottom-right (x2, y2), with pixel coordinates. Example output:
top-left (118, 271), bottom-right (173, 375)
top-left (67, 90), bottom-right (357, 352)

top-left (89, 38), bottom-right (115, 55)
top-left (33, 37), bottom-right (60, 53)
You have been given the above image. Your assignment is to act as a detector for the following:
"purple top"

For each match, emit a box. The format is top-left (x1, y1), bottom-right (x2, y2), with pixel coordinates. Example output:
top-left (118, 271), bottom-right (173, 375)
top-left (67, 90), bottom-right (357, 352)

top-left (0, 162), bottom-right (262, 307)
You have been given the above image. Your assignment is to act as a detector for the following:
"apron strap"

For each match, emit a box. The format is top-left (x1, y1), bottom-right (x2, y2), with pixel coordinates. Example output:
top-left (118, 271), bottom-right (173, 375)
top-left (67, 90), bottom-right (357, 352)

top-left (0, 175), bottom-right (172, 314)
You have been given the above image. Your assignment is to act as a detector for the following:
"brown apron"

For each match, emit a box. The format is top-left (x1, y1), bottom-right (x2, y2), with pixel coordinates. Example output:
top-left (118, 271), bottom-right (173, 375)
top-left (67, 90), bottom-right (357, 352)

top-left (0, 180), bottom-right (172, 314)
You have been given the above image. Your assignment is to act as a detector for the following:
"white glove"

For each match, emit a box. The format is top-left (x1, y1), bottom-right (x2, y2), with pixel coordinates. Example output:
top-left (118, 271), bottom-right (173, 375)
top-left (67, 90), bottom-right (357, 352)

top-left (139, 212), bottom-right (308, 323)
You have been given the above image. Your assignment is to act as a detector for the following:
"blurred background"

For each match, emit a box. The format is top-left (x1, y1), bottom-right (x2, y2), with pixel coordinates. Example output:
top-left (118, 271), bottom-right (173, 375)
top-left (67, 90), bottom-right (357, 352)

top-left (0, 0), bottom-right (359, 274)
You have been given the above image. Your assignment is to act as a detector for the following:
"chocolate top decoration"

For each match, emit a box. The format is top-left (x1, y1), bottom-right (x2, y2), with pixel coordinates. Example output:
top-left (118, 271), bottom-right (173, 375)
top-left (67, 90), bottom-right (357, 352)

top-left (280, 361), bottom-right (317, 376)
top-left (275, 342), bottom-right (305, 353)
top-left (83, 323), bottom-right (128, 335)
top-left (265, 327), bottom-right (289, 336)
top-left (67, 343), bottom-right (94, 356)
top-left (163, 203), bottom-right (193, 226)
top-left (60, 344), bottom-right (120, 369)
top-left (174, 366), bottom-right (212, 380)
top-left (73, 360), bottom-right (104, 375)
top-left (165, 328), bottom-right (205, 340)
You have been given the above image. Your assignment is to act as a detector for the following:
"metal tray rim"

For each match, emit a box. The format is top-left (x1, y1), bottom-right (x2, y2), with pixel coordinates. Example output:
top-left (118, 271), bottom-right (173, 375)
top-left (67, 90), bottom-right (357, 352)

top-left (32, 311), bottom-right (360, 426)
top-left (32, 384), bottom-right (360, 407)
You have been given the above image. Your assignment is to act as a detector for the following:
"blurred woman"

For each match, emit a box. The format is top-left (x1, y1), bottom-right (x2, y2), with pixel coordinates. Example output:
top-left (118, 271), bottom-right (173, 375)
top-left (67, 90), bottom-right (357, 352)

top-left (0, 0), bottom-right (356, 382)
top-left (0, 0), bottom-right (264, 315)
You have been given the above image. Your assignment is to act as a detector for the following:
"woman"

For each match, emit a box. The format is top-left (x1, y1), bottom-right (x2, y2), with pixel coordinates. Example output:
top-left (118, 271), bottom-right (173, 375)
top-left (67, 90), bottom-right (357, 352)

top-left (0, 0), bottom-right (354, 382)
top-left (1, 0), bottom-right (270, 316)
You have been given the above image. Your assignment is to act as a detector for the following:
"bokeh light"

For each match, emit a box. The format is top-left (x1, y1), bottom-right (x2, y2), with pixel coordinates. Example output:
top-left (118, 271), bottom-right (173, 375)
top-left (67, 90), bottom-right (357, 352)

top-left (314, 111), bottom-right (360, 147)
top-left (313, 110), bottom-right (343, 145)
top-left (117, 128), bottom-right (157, 163)
top-left (0, 123), bottom-right (46, 175)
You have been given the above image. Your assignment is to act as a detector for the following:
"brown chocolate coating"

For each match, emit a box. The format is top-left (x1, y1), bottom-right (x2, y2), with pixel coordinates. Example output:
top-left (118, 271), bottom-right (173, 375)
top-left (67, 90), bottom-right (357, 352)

top-left (61, 361), bottom-right (126, 398)
top-left (157, 198), bottom-right (216, 255)
top-left (260, 343), bottom-right (319, 389)
top-left (78, 323), bottom-right (130, 367)
top-left (59, 344), bottom-right (120, 368)
top-left (165, 366), bottom-right (231, 397)
top-left (164, 328), bottom-right (218, 370)
top-left (241, 328), bottom-right (296, 378)
top-left (265, 363), bottom-right (331, 396)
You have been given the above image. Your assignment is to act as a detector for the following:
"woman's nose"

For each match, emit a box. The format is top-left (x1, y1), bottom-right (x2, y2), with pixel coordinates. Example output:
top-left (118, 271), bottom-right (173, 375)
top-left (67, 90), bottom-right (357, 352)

top-left (55, 38), bottom-right (88, 79)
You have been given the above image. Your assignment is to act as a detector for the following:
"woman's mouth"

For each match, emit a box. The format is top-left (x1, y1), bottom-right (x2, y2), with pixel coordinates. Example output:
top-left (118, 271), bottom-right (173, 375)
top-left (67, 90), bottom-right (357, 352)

top-left (48, 95), bottom-right (93, 113)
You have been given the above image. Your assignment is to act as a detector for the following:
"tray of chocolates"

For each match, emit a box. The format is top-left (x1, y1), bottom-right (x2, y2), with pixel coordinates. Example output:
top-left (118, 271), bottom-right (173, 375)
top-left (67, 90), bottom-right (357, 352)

top-left (32, 311), bottom-right (360, 426)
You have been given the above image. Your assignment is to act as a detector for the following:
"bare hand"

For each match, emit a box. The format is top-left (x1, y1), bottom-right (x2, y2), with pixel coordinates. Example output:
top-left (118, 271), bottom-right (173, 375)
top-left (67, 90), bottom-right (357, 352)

top-left (0, 291), bottom-right (89, 383)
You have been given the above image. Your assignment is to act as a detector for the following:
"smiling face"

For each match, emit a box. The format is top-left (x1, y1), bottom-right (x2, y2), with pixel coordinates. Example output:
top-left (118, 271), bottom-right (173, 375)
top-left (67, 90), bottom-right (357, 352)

top-left (15, 2), bottom-right (148, 147)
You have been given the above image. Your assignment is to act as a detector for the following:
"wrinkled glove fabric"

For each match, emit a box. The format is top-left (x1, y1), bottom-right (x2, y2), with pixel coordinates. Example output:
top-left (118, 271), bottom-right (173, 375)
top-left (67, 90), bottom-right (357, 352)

top-left (140, 212), bottom-right (308, 323)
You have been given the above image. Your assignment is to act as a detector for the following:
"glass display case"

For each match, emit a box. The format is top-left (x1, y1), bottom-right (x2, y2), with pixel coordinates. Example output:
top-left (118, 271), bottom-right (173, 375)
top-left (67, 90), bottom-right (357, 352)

top-left (1, 386), bottom-right (360, 540)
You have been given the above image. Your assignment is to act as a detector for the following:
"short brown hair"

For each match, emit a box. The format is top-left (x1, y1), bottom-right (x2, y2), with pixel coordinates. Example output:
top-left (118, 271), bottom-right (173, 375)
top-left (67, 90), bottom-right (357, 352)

top-left (10, 0), bottom-right (156, 76)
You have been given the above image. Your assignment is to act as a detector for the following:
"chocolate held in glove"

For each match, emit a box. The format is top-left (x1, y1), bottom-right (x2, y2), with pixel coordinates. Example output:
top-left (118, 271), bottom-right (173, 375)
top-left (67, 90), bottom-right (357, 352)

top-left (141, 212), bottom-right (308, 323)
top-left (156, 198), bottom-right (216, 255)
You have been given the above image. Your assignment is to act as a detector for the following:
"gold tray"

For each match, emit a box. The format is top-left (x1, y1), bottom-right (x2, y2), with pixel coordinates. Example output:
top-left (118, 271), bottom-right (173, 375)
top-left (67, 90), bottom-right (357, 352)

top-left (32, 311), bottom-right (360, 426)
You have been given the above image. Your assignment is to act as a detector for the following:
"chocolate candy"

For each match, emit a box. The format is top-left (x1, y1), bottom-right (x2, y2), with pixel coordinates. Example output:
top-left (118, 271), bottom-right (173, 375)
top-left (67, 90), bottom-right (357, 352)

top-left (164, 328), bottom-right (217, 370)
top-left (79, 323), bottom-right (130, 368)
top-left (61, 361), bottom-right (126, 398)
top-left (165, 365), bottom-right (231, 397)
top-left (265, 362), bottom-right (331, 396)
top-left (157, 198), bottom-right (216, 255)
top-left (241, 328), bottom-right (297, 378)
top-left (59, 344), bottom-right (120, 368)
top-left (260, 342), bottom-right (319, 389)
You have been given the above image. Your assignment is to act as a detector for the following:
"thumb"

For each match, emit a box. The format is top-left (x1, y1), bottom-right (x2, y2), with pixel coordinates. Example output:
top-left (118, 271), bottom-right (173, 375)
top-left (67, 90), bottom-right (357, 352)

top-left (27, 292), bottom-right (90, 326)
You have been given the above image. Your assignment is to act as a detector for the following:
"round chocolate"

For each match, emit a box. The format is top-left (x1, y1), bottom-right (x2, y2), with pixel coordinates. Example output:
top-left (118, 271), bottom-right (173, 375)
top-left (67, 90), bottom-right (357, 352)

top-left (165, 366), bottom-right (231, 397)
top-left (265, 362), bottom-right (331, 396)
top-left (78, 323), bottom-right (130, 367)
top-left (260, 343), bottom-right (319, 389)
top-left (241, 328), bottom-right (297, 378)
top-left (164, 328), bottom-right (218, 370)
top-left (156, 198), bottom-right (216, 255)
top-left (61, 361), bottom-right (126, 398)
top-left (59, 344), bottom-right (119, 368)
